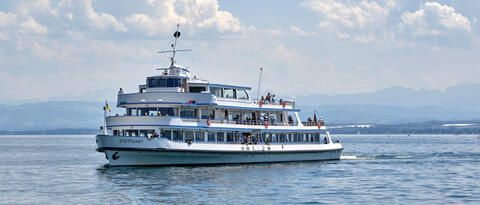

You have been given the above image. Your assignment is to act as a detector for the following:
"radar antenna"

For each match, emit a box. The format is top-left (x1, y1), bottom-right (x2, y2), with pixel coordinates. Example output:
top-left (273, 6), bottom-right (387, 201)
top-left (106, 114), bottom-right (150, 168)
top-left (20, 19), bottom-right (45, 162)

top-left (157, 24), bottom-right (192, 69)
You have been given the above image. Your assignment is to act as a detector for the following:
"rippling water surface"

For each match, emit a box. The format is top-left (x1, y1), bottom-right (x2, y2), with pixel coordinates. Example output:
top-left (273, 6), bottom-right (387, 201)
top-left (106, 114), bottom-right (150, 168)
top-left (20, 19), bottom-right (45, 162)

top-left (0, 135), bottom-right (479, 204)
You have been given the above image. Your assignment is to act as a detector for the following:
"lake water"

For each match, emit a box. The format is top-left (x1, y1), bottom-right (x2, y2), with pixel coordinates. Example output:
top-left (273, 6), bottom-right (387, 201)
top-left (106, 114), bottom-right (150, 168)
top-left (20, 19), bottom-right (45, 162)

top-left (0, 135), bottom-right (479, 204)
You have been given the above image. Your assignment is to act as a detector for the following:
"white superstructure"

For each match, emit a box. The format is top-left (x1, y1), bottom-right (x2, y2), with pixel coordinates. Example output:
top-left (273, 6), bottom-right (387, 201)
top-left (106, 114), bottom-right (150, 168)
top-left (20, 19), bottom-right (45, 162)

top-left (96, 25), bottom-right (343, 166)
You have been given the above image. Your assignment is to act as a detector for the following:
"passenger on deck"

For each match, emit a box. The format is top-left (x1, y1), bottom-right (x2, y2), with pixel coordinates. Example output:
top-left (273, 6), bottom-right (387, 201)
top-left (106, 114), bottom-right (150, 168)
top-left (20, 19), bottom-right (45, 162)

top-left (307, 117), bottom-right (313, 126)
top-left (265, 93), bottom-right (272, 102)
top-left (271, 95), bottom-right (276, 103)
top-left (324, 137), bottom-right (328, 144)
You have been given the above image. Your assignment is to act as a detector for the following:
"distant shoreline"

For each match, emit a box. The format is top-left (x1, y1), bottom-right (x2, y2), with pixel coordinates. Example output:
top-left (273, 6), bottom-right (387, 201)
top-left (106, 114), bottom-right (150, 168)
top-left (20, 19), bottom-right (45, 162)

top-left (0, 129), bottom-right (98, 135)
top-left (1, 126), bottom-right (479, 135)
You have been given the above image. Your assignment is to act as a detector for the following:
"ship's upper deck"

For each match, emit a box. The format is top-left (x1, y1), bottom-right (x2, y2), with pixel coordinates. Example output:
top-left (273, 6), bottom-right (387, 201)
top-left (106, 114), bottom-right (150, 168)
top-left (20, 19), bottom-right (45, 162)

top-left (118, 71), bottom-right (297, 112)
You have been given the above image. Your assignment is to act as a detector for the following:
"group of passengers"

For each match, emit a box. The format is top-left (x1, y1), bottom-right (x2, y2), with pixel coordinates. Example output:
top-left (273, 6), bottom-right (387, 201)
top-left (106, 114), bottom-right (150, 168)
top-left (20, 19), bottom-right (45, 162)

top-left (240, 134), bottom-right (259, 144)
top-left (236, 134), bottom-right (329, 145)
top-left (306, 116), bottom-right (325, 126)
top-left (260, 92), bottom-right (283, 104)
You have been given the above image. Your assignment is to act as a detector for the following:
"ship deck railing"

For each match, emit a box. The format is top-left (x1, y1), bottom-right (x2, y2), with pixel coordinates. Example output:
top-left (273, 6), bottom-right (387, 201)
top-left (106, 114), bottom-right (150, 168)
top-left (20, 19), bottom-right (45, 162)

top-left (301, 121), bottom-right (326, 127)
top-left (107, 115), bottom-right (300, 127)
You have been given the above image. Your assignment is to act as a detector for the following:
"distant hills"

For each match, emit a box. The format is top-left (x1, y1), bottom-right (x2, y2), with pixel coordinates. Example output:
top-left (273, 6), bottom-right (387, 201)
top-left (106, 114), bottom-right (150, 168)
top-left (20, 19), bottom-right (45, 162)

top-left (295, 83), bottom-right (480, 109)
top-left (296, 83), bottom-right (480, 123)
top-left (0, 83), bottom-right (479, 133)
top-left (0, 101), bottom-right (103, 131)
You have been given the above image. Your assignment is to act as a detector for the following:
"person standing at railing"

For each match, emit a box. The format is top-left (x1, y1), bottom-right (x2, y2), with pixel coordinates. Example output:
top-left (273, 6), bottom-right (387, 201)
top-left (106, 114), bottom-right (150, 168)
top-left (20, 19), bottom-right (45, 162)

top-left (265, 93), bottom-right (272, 102)
top-left (307, 117), bottom-right (313, 126)
top-left (288, 115), bottom-right (294, 125)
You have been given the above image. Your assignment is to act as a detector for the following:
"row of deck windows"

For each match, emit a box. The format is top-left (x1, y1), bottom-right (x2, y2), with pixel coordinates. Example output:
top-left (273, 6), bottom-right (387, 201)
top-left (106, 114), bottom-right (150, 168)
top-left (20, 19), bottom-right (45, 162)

top-left (123, 107), bottom-right (293, 124)
top-left (114, 129), bottom-right (327, 144)
top-left (161, 129), bottom-right (325, 143)
top-left (147, 78), bottom-right (182, 88)
top-left (210, 88), bottom-right (249, 99)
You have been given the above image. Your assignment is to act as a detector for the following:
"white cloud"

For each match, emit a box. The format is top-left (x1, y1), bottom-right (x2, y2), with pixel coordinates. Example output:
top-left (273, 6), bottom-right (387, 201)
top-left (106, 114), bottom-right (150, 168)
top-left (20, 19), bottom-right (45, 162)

top-left (301, 1), bottom-right (475, 47)
top-left (400, 2), bottom-right (472, 37)
top-left (19, 17), bottom-right (48, 35)
top-left (125, 13), bottom-right (158, 36)
top-left (125, 0), bottom-right (247, 36)
top-left (0, 11), bottom-right (48, 40)
top-left (301, 0), bottom-right (394, 43)
top-left (81, 0), bottom-right (128, 32)
top-left (302, 0), bottom-right (390, 29)
top-left (0, 12), bottom-right (17, 28)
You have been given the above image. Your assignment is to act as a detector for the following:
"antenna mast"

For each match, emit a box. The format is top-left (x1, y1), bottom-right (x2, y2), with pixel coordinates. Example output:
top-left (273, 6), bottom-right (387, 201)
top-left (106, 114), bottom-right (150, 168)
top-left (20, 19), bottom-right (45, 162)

top-left (157, 24), bottom-right (192, 69)
top-left (171, 24), bottom-right (180, 67)
top-left (256, 67), bottom-right (263, 100)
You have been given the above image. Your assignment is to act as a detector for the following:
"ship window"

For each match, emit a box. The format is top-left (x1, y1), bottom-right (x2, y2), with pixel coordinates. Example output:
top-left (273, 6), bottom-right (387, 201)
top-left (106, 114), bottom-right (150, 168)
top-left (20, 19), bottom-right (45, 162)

top-left (147, 78), bottom-right (182, 88)
top-left (242, 112), bottom-right (253, 121)
top-left (172, 130), bottom-right (183, 141)
top-left (185, 131), bottom-right (194, 142)
top-left (210, 87), bottom-right (223, 97)
top-left (294, 133), bottom-right (301, 142)
top-left (161, 129), bottom-right (172, 140)
top-left (306, 133), bottom-right (312, 142)
top-left (260, 133), bottom-right (266, 143)
top-left (269, 113), bottom-right (277, 124)
top-left (189, 86), bottom-right (206, 93)
top-left (140, 130), bottom-right (155, 137)
top-left (228, 110), bottom-right (241, 121)
top-left (272, 134), bottom-right (278, 143)
top-left (180, 108), bottom-right (197, 118)
top-left (128, 108), bottom-right (137, 116)
top-left (201, 109), bottom-right (215, 119)
top-left (301, 133), bottom-right (306, 142)
top-left (223, 88), bottom-right (235, 99)
top-left (265, 133), bottom-right (272, 143)
top-left (226, 132), bottom-right (235, 143)
top-left (195, 131), bottom-right (204, 142)
top-left (313, 133), bottom-right (320, 142)
top-left (208, 132), bottom-right (216, 142)
top-left (157, 108), bottom-right (175, 116)
top-left (237, 89), bottom-right (249, 100)
top-left (126, 130), bottom-right (139, 136)
top-left (279, 133), bottom-right (286, 142)
top-left (217, 132), bottom-right (225, 143)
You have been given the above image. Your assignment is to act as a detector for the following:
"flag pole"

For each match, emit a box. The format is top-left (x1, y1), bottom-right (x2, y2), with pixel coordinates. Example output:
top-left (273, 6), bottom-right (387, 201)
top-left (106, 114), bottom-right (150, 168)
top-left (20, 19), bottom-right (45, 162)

top-left (103, 100), bottom-right (108, 135)
top-left (256, 67), bottom-right (263, 100)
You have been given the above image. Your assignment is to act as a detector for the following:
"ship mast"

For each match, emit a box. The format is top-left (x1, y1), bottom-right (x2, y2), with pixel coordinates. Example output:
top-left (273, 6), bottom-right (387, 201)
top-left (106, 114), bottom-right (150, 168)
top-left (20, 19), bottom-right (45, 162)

top-left (157, 24), bottom-right (192, 70)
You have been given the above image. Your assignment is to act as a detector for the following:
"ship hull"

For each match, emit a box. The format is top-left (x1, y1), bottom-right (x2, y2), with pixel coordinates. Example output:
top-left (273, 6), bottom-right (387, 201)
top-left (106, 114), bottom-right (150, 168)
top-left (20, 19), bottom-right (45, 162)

top-left (101, 148), bottom-right (342, 166)
top-left (96, 135), bottom-right (343, 166)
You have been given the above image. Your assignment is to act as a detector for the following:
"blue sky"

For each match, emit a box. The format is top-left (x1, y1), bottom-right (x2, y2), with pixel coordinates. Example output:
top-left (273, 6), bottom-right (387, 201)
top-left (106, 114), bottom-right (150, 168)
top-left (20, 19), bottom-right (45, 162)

top-left (1, 0), bottom-right (479, 103)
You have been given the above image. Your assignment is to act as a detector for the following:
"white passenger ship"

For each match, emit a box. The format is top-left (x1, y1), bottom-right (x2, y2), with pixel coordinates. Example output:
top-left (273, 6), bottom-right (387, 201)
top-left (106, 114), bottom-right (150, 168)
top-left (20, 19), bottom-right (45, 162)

top-left (96, 26), bottom-right (343, 166)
